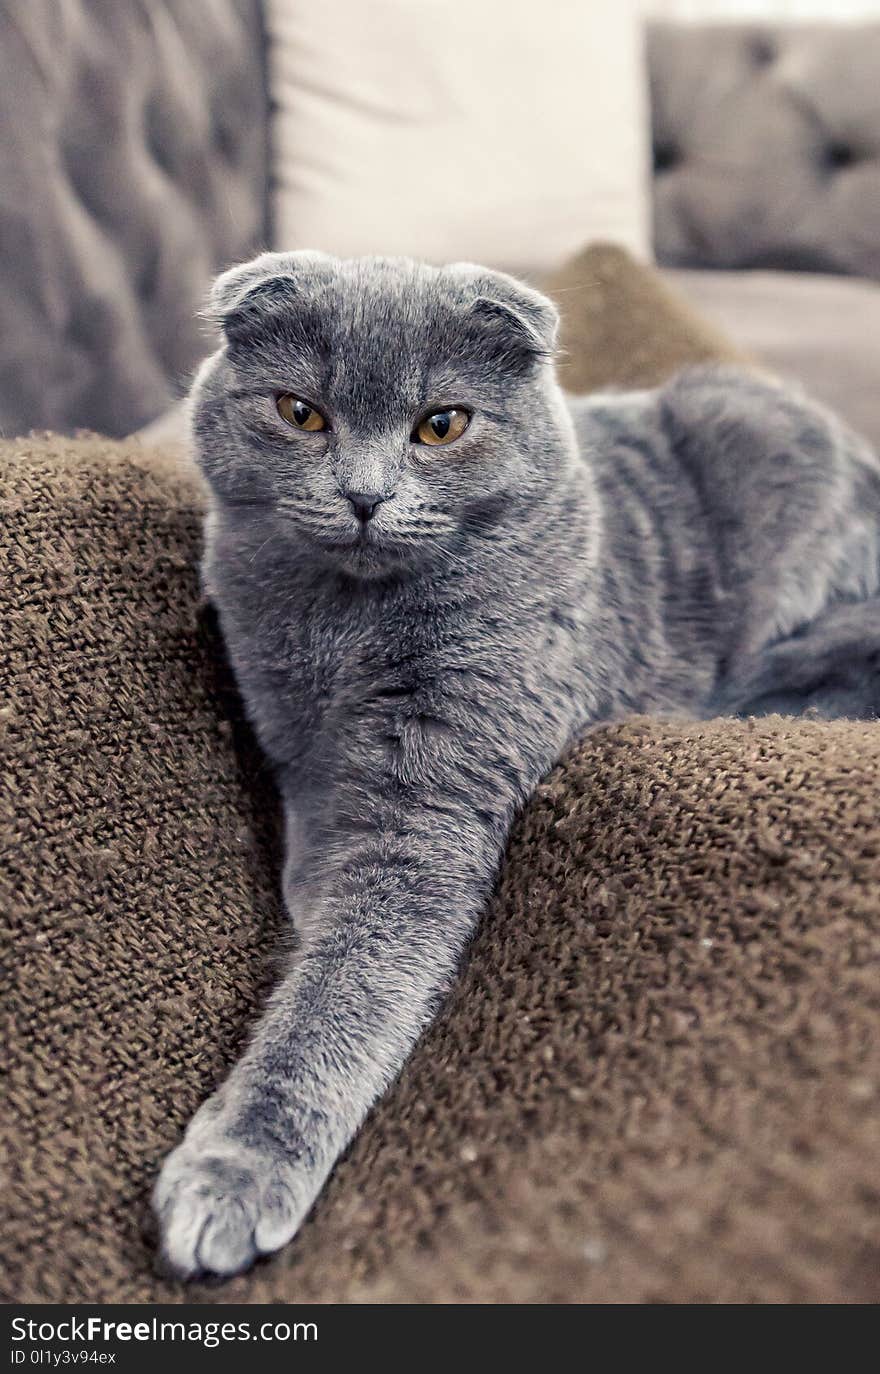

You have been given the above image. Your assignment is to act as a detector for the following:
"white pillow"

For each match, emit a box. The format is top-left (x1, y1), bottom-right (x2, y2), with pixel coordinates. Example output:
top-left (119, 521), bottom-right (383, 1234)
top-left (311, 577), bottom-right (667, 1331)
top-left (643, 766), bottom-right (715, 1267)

top-left (266, 0), bottom-right (651, 278)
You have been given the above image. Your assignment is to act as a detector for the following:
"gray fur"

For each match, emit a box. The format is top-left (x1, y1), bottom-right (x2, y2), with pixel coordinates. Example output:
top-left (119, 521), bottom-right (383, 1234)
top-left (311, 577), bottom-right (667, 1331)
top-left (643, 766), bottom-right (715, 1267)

top-left (154, 252), bottom-right (880, 1278)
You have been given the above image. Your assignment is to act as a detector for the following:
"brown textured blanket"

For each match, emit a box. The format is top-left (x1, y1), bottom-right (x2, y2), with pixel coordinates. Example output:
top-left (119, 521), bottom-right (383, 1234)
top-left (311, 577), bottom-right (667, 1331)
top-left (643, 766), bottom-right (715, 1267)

top-left (2, 246), bottom-right (878, 1304)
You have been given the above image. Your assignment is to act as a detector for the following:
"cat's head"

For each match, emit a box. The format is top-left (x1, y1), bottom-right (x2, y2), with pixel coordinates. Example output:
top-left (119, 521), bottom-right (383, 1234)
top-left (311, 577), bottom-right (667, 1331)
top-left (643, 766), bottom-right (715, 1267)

top-left (191, 251), bottom-right (574, 579)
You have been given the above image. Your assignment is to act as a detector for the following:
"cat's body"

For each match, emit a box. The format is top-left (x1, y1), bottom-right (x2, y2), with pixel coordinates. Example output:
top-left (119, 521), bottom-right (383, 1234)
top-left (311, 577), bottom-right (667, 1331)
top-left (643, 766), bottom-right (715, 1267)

top-left (155, 253), bottom-right (880, 1278)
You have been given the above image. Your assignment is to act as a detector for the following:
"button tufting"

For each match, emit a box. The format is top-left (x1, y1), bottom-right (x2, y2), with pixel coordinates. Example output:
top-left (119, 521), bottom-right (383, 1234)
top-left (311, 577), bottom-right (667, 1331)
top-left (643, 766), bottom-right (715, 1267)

top-left (653, 141), bottom-right (681, 174)
top-left (750, 36), bottom-right (777, 67)
top-left (649, 20), bottom-right (880, 280)
top-left (826, 141), bottom-right (856, 171)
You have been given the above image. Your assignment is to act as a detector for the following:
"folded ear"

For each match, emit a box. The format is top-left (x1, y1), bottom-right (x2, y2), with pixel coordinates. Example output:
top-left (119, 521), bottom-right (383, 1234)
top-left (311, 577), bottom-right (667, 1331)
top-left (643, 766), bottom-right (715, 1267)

top-left (449, 263), bottom-right (560, 368)
top-left (205, 250), bottom-right (331, 344)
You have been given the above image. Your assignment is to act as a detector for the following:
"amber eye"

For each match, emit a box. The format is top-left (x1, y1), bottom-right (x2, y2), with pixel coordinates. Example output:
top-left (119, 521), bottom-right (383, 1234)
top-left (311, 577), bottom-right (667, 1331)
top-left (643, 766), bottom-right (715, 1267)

top-left (414, 408), bottom-right (470, 446)
top-left (276, 394), bottom-right (326, 431)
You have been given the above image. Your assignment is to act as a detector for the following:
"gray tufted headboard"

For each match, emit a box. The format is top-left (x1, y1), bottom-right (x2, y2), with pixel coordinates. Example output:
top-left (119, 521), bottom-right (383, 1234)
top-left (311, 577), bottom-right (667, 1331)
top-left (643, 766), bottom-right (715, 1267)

top-left (0, 0), bottom-right (269, 439)
top-left (648, 21), bottom-right (880, 279)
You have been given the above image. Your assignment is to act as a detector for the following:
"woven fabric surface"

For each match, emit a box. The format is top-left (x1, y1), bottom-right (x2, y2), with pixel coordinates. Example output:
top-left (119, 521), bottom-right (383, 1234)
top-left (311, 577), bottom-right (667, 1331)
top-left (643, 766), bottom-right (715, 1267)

top-left (2, 248), bottom-right (878, 1303)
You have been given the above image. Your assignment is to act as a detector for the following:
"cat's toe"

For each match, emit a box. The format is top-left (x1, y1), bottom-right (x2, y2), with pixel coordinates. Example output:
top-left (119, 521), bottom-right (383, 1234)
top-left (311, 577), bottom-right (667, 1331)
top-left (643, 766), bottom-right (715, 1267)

top-left (154, 1145), bottom-right (304, 1279)
top-left (253, 1176), bottom-right (302, 1253)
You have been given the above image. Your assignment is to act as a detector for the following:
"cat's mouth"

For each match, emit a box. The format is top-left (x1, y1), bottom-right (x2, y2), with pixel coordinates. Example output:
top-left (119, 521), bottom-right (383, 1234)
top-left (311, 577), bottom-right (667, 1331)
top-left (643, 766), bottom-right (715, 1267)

top-left (303, 521), bottom-right (412, 577)
top-left (275, 510), bottom-right (383, 553)
top-left (319, 522), bottom-right (380, 551)
top-left (276, 507), bottom-right (444, 577)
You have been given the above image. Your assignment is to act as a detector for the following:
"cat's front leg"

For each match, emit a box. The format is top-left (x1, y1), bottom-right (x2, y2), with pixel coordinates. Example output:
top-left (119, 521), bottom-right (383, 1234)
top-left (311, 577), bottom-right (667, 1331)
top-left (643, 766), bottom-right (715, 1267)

top-left (154, 822), bottom-right (496, 1278)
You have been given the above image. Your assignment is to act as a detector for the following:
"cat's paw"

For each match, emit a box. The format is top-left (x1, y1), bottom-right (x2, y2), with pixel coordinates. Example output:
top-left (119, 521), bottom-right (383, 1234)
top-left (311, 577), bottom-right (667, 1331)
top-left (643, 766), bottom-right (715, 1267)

top-left (154, 1136), bottom-right (313, 1279)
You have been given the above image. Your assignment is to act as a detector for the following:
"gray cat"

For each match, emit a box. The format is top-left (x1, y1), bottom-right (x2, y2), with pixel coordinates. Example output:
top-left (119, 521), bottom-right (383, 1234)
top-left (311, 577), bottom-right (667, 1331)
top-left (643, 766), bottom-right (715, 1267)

top-left (155, 251), bottom-right (880, 1278)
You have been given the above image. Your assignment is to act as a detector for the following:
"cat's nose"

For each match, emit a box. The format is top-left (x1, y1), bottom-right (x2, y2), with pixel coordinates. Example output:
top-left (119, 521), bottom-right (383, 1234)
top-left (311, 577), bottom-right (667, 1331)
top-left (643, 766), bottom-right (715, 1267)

top-left (346, 491), bottom-right (385, 523)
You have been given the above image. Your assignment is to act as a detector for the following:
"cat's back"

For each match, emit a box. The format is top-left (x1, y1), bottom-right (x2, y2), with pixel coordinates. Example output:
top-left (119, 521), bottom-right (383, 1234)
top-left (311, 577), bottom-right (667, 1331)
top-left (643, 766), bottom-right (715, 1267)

top-left (569, 365), bottom-right (880, 654)
top-left (568, 364), bottom-right (880, 506)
